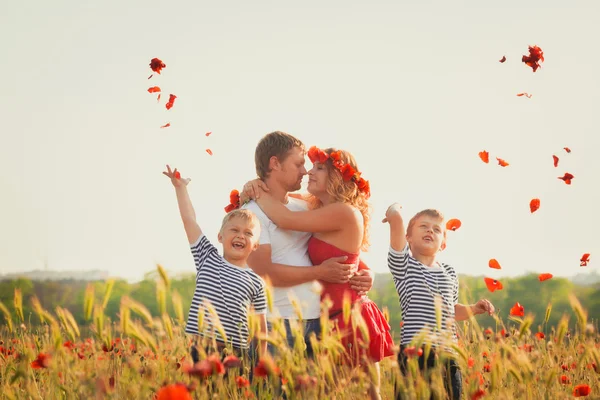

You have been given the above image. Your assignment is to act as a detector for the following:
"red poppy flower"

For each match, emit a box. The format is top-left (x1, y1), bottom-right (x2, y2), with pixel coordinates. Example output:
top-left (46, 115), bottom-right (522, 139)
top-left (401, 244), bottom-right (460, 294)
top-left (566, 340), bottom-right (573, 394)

top-left (307, 146), bottom-right (329, 164)
top-left (517, 93), bottom-right (532, 98)
top-left (522, 45), bottom-right (544, 72)
top-left (403, 346), bottom-right (423, 358)
top-left (500, 328), bottom-right (508, 338)
top-left (574, 384), bottom-right (591, 397)
top-left (341, 164), bottom-right (357, 181)
top-left (160, 123), bottom-right (171, 129)
top-left (538, 273), bottom-right (553, 282)
top-left (223, 355), bottom-right (241, 369)
top-left (553, 155), bottom-right (559, 167)
top-left (478, 150), bottom-right (489, 164)
top-left (165, 94), bottom-right (177, 110)
top-left (484, 328), bottom-right (493, 336)
top-left (254, 357), bottom-right (280, 377)
top-left (484, 278), bottom-right (503, 292)
top-left (488, 259), bottom-right (501, 270)
top-left (560, 375), bottom-right (571, 384)
top-left (482, 364), bottom-right (491, 373)
top-left (535, 332), bottom-right (545, 340)
top-left (468, 357), bottom-right (475, 368)
top-left (496, 157), bottom-right (509, 167)
top-left (510, 302), bottom-right (524, 317)
top-left (236, 376), bottom-right (250, 388)
top-left (499, 56), bottom-right (506, 63)
top-left (446, 219), bottom-right (462, 231)
top-left (31, 353), bottom-right (51, 369)
top-left (564, 147), bottom-right (571, 153)
top-left (174, 171), bottom-right (181, 180)
top-left (156, 383), bottom-right (192, 400)
top-left (581, 253), bottom-right (591, 266)
top-left (224, 190), bottom-right (240, 213)
top-left (149, 58), bottom-right (166, 75)
top-left (205, 132), bottom-right (212, 137)
top-left (147, 86), bottom-right (161, 94)
top-left (206, 149), bottom-right (213, 155)
top-left (558, 173), bottom-right (574, 185)
top-left (470, 388), bottom-right (486, 400)
top-left (529, 198), bottom-right (540, 213)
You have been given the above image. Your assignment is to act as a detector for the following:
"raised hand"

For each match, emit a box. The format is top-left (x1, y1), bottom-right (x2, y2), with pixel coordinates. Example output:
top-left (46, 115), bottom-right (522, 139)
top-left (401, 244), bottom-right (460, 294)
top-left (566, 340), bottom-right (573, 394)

top-left (382, 203), bottom-right (403, 224)
top-left (162, 165), bottom-right (191, 188)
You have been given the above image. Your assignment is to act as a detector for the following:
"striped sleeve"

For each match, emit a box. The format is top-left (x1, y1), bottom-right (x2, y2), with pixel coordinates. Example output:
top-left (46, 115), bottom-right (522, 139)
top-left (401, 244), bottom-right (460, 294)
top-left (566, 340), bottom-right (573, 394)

top-left (189, 235), bottom-right (219, 272)
top-left (251, 275), bottom-right (267, 314)
top-left (388, 243), bottom-right (410, 280)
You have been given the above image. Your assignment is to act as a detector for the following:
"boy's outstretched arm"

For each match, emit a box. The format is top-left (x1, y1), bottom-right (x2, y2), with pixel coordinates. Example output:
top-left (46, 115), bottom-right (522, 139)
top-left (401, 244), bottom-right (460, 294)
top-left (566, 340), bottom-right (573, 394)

top-left (383, 203), bottom-right (406, 251)
top-left (163, 165), bottom-right (202, 244)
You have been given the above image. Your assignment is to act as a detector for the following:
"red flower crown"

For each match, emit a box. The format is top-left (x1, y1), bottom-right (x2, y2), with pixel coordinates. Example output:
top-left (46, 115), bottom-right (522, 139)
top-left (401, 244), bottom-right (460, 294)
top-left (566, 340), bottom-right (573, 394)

top-left (307, 146), bottom-right (370, 198)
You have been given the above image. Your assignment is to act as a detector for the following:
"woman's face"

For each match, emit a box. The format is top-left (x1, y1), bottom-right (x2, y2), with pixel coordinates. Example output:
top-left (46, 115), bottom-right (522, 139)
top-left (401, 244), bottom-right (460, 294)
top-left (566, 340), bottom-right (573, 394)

top-left (307, 162), bottom-right (329, 196)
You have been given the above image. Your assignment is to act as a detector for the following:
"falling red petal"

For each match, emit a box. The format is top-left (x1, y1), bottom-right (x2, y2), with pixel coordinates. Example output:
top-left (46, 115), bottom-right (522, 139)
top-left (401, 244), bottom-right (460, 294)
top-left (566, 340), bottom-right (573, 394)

top-left (174, 171), bottom-right (181, 180)
top-left (149, 58), bottom-right (166, 74)
top-left (517, 93), bottom-right (532, 98)
top-left (206, 149), bottom-right (213, 156)
top-left (522, 45), bottom-right (544, 72)
top-left (499, 56), bottom-right (506, 63)
top-left (558, 173), bottom-right (574, 185)
top-left (147, 86), bottom-right (161, 93)
top-left (157, 94), bottom-right (161, 102)
top-left (529, 198), bottom-right (540, 213)
top-left (553, 155), bottom-right (559, 167)
top-left (160, 123), bottom-right (171, 129)
top-left (564, 147), bottom-right (571, 153)
top-left (496, 157), bottom-right (509, 167)
top-left (580, 253), bottom-right (591, 267)
top-left (166, 94), bottom-right (177, 110)
top-left (478, 151), bottom-right (489, 164)
top-left (205, 132), bottom-right (212, 137)
top-left (538, 273), bottom-right (553, 282)
top-left (488, 259), bottom-right (501, 270)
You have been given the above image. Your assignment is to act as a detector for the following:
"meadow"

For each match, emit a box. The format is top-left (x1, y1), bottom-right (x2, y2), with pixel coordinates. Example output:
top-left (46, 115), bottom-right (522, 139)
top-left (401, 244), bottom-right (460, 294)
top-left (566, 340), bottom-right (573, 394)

top-left (1, 266), bottom-right (598, 400)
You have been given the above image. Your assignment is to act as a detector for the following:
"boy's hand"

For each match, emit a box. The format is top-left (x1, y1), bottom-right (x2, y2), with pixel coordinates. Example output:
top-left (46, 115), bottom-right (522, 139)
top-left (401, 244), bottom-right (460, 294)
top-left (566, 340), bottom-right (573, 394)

top-left (473, 299), bottom-right (495, 316)
top-left (241, 179), bottom-right (269, 201)
top-left (382, 203), bottom-right (403, 224)
top-left (163, 165), bottom-right (191, 188)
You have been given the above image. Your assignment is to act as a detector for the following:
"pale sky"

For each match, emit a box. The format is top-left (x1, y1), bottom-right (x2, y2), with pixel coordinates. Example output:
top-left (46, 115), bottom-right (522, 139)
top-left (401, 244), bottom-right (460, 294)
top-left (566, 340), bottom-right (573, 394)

top-left (1, 1), bottom-right (598, 282)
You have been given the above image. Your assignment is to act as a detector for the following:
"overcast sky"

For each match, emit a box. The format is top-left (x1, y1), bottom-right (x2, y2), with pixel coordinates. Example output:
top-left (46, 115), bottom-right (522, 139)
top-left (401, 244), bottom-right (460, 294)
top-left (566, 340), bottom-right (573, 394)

top-left (1, 0), bottom-right (598, 282)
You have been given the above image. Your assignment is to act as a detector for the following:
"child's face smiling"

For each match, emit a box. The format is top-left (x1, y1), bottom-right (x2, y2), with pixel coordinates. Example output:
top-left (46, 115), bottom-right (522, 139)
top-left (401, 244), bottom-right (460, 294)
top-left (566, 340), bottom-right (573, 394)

top-left (407, 215), bottom-right (446, 256)
top-left (218, 216), bottom-right (259, 264)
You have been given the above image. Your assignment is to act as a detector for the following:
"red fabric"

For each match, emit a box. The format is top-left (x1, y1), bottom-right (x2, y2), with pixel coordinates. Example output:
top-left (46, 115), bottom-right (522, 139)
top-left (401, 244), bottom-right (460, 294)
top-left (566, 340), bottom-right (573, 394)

top-left (308, 236), bottom-right (394, 364)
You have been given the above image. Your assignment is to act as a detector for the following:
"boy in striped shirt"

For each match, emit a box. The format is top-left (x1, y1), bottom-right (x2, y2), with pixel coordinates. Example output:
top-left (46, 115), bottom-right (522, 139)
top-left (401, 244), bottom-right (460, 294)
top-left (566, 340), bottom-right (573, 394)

top-left (163, 165), bottom-right (267, 363)
top-left (383, 203), bottom-right (494, 400)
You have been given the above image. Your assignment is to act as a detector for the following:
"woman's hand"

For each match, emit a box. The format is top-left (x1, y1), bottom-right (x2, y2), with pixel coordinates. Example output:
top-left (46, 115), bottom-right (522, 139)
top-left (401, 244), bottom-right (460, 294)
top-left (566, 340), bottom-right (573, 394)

top-left (240, 179), bottom-right (270, 203)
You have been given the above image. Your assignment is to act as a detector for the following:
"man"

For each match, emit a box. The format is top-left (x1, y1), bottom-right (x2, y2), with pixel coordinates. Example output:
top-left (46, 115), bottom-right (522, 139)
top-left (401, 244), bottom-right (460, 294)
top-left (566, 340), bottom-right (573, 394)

top-left (242, 131), bottom-right (373, 357)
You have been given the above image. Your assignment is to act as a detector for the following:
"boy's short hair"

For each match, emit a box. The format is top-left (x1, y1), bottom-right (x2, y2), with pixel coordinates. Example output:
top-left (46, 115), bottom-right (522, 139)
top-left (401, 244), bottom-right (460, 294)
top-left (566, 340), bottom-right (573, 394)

top-left (255, 131), bottom-right (305, 180)
top-left (406, 209), bottom-right (445, 236)
top-left (220, 209), bottom-right (260, 235)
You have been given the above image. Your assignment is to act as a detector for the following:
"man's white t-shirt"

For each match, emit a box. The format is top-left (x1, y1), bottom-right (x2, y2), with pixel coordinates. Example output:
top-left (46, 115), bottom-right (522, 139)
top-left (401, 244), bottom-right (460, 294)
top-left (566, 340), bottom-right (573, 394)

top-left (243, 198), bottom-right (321, 319)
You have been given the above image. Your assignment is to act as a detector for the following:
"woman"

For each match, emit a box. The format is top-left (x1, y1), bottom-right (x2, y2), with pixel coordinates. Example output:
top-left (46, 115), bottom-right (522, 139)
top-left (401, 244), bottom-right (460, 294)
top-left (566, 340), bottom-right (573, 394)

top-left (243, 146), bottom-right (394, 400)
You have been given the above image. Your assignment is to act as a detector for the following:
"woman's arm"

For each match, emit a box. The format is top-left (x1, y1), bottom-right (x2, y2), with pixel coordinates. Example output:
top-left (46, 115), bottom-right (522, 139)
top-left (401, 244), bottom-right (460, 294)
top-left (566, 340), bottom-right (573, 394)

top-left (256, 193), bottom-right (355, 232)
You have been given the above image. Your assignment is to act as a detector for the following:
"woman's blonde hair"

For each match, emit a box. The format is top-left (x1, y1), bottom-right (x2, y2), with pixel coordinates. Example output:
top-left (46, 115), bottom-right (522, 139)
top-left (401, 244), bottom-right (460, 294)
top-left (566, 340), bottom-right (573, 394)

top-left (307, 148), bottom-right (371, 251)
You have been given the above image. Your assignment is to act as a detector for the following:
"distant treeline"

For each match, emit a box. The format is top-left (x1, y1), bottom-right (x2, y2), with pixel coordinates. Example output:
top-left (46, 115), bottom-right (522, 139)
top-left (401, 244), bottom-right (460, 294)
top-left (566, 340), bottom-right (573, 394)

top-left (1, 272), bottom-right (599, 334)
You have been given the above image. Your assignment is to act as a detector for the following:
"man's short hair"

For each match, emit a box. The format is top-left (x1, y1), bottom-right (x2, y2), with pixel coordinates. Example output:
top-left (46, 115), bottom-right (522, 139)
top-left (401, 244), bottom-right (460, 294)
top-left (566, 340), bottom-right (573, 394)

top-left (254, 131), bottom-right (305, 180)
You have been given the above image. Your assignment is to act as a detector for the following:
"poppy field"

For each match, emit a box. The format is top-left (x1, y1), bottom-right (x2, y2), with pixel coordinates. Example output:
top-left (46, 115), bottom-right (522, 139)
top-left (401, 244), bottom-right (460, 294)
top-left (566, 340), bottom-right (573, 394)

top-left (0, 265), bottom-right (599, 400)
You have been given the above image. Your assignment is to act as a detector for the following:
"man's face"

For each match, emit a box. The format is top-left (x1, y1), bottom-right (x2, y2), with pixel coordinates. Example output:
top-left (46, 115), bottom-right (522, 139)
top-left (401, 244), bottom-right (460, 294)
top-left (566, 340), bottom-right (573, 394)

top-left (277, 146), bottom-right (307, 192)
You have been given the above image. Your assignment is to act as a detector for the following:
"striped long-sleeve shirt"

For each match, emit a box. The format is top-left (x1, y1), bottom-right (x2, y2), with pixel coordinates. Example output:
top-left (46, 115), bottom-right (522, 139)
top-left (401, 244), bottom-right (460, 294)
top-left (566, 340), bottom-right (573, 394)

top-left (184, 235), bottom-right (267, 349)
top-left (388, 244), bottom-right (459, 348)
